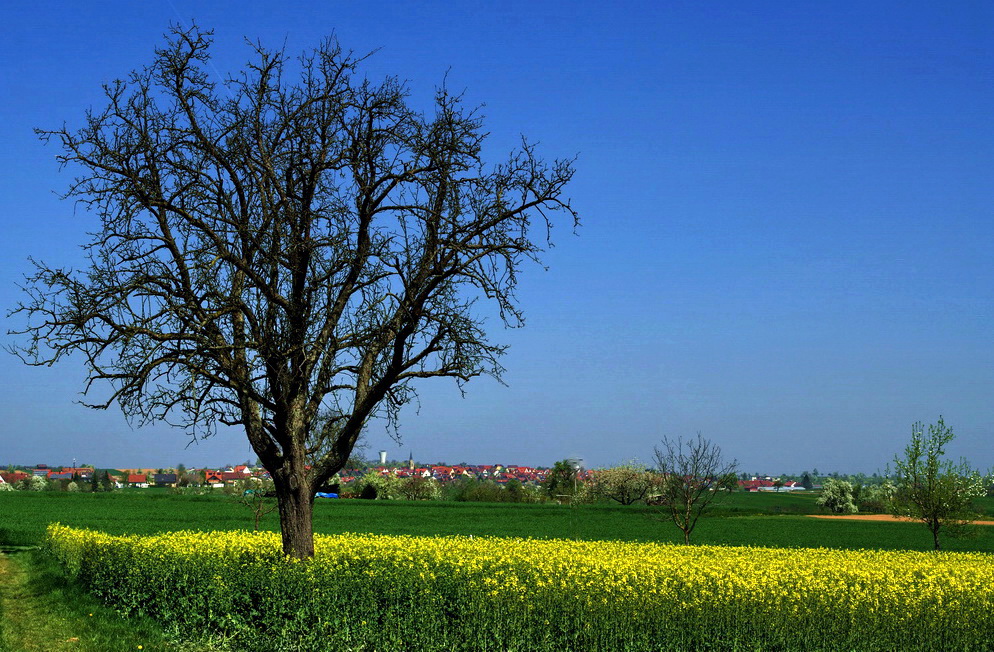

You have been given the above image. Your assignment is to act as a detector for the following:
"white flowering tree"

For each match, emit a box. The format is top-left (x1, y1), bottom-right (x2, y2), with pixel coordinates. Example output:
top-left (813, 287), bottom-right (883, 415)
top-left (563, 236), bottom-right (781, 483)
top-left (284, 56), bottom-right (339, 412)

top-left (397, 475), bottom-right (441, 501)
top-left (587, 462), bottom-right (658, 505)
top-left (355, 471), bottom-right (401, 500)
top-left (891, 417), bottom-right (985, 550)
top-left (816, 478), bottom-right (858, 514)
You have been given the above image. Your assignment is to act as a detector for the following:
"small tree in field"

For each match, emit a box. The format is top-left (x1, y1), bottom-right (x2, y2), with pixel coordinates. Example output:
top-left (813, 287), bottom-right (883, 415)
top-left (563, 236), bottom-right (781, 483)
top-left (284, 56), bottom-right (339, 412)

top-left (816, 478), bottom-right (857, 514)
top-left (9, 25), bottom-right (577, 558)
top-left (397, 475), bottom-right (441, 501)
top-left (233, 477), bottom-right (278, 532)
top-left (857, 481), bottom-right (896, 513)
top-left (587, 462), bottom-right (657, 505)
top-left (891, 417), bottom-right (984, 550)
top-left (544, 459), bottom-right (582, 504)
top-left (652, 434), bottom-right (738, 544)
top-left (355, 471), bottom-right (400, 500)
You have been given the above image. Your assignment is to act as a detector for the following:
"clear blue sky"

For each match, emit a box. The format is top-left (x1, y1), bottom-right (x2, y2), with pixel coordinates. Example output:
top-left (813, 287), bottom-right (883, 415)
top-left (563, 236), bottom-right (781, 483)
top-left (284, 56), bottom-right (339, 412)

top-left (1, 1), bottom-right (991, 473)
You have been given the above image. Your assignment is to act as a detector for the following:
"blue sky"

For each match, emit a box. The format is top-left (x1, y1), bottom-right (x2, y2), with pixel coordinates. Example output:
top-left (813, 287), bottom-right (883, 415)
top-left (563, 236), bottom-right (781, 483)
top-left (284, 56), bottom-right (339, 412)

top-left (1, 1), bottom-right (991, 473)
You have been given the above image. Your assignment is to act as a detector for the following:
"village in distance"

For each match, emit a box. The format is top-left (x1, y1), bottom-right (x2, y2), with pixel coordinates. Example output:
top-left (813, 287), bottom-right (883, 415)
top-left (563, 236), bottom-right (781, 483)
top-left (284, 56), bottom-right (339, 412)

top-left (1, 456), bottom-right (827, 495)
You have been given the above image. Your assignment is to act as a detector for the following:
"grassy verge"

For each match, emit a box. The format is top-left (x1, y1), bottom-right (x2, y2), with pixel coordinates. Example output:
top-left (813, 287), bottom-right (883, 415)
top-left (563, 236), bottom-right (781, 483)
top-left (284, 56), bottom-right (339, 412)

top-left (0, 551), bottom-right (175, 651)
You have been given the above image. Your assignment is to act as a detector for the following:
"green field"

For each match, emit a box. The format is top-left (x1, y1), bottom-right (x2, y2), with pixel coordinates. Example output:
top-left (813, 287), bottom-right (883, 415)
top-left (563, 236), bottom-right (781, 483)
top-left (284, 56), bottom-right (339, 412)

top-left (3, 490), bottom-right (994, 553)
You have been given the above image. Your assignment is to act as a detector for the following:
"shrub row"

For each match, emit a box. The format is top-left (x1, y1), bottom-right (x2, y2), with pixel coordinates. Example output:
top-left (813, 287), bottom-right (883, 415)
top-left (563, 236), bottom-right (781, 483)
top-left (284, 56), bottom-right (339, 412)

top-left (46, 523), bottom-right (994, 651)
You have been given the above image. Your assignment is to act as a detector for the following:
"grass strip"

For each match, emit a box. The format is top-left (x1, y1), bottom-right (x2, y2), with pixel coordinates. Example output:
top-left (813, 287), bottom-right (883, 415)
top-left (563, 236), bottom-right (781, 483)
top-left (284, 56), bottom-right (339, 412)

top-left (0, 551), bottom-right (174, 652)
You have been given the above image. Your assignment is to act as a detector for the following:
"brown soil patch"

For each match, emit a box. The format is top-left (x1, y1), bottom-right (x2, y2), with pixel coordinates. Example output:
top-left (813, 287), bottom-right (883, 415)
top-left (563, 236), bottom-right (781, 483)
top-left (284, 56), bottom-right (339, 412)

top-left (809, 514), bottom-right (994, 525)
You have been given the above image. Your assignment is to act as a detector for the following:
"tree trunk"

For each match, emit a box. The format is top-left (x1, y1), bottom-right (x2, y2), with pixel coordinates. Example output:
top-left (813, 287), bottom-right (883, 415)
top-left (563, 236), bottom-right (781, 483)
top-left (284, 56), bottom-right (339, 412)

top-left (932, 525), bottom-right (941, 551)
top-left (274, 475), bottom-right (315, 559)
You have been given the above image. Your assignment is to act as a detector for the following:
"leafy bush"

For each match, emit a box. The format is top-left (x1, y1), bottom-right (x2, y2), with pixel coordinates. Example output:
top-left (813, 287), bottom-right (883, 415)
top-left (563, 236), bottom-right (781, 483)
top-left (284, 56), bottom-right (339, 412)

top-left (543, 460), bottom-right (581, 503)
top-left (397, 476), bottom-right (441, 501)
top-left (446, 478), bottom-right (545, 503)
top-left (502, 478), bottom-right (546, 503)
top-left (353, 471), bottom-right (401, 500)
top-left (857, 482), bottom-right (896, 513)
top-left (817, 479), bottom-right (858, 514)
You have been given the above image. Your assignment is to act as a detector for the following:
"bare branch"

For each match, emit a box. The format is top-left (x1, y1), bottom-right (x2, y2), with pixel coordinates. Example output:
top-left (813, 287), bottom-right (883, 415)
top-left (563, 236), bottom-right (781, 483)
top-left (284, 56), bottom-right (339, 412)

top-left (652, 433), bottom-right (738, 544)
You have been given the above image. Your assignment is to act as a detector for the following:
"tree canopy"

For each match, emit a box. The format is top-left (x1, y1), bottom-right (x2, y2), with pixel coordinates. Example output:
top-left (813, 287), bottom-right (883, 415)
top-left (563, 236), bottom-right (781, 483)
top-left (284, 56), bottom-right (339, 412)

top-left (587, 462), bottom-right (657, 505)
top-left (10, 25), bottom-right (578, 557)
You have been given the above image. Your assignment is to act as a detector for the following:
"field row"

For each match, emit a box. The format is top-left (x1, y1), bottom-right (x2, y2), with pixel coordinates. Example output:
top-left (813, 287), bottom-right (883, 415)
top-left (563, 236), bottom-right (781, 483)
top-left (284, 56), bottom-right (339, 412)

top-left (6, 492), bottom-right (994, 553)
top-left (47, 524), bottom-right (994, 651)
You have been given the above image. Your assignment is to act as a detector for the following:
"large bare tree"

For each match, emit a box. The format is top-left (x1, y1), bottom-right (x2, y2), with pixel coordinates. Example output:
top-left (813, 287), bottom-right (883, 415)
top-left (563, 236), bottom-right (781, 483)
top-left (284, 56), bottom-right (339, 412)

top-left (9, 26), bottom-right (577, 558)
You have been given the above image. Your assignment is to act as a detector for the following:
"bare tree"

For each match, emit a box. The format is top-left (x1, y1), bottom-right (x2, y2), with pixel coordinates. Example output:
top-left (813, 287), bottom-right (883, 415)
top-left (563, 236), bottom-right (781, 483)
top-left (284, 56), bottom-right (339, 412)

top-left (8, 25), bottom-right (577, 558)
top-left (233, 477), bottom-right (278, 532)
top-left (652, 433), bottom-right (738, 544)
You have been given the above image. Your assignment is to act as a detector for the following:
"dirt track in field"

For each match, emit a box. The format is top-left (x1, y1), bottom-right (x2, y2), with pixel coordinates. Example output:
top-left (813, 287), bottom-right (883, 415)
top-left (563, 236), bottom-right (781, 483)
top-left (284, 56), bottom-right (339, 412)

top-left (809, 514), bottom-right (994, 526)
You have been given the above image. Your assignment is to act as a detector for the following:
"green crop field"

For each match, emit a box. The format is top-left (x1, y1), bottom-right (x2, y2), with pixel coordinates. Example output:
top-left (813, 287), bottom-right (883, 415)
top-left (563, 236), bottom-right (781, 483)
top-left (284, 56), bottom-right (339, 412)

top-left (3, 490), bottom-right (994, 553)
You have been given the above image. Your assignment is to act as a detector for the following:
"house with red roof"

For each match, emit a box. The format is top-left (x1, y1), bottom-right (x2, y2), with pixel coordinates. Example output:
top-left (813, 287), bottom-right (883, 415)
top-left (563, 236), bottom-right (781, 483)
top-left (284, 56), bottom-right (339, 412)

top-left (1, 471), bottom-right (30, 486)
top-left (60, 467), bottom-right (94, 480)
top-left (431, 466), bottom-right (454, 480)
top-left (738, 478), bottom-right (805, 492)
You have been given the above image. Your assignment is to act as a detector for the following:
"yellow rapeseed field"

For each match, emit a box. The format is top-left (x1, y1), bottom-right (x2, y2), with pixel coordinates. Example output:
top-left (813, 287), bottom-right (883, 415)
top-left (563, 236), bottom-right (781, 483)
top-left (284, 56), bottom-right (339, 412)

top-left (45, 523), bottom-right (994, 651)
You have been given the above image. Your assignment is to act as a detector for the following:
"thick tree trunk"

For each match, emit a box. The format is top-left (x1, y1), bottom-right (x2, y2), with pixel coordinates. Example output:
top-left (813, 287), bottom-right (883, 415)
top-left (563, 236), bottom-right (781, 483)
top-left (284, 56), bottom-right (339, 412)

top-left (274, 474), bottom-right (315, 559)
